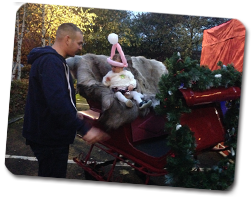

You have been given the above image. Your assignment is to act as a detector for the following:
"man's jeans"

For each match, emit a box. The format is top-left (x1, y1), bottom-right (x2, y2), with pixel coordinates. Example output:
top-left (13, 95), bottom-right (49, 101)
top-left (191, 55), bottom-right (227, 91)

top-left (30, 143), bottom-right (69, 178)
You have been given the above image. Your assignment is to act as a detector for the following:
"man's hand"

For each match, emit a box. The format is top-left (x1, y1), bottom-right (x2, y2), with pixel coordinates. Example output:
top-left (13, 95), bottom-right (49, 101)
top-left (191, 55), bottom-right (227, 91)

top-left (77, 112), bottom-right (83, 120)
top-left (82, 127), bottom-right (110, 144)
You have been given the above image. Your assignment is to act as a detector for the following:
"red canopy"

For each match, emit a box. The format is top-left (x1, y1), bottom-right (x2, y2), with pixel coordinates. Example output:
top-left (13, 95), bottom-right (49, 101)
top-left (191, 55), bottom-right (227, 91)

top-left (200, 19), bottom-right (245, 72)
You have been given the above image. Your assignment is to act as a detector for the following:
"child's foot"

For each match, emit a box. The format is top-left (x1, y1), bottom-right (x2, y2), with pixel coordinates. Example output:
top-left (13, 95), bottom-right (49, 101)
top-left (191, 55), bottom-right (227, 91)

top-left (139, 100), bottom-right (152, 110)
top-left (125, 99), bottom-right (133, 108)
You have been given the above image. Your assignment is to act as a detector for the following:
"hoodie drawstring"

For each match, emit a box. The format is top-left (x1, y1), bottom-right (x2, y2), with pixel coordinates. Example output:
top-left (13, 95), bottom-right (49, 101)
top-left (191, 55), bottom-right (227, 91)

top-left (64, 63), bottom-right (77, 112)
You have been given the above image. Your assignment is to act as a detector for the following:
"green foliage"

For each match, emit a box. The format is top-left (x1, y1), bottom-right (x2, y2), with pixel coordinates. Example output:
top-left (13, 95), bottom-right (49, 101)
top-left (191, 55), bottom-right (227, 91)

top-left (128, 13), bottom-right (183, 60)
top-left (160, 53), bottom-right (242, 92)
top-left (155, 53), bottom-right (241, 190)
top-left (82, 8), bottom-right (131, 56)
top-left (222, 99), bottom-right (240, 160)
top-left (9, 80), bottom-right (29, 118)
top-left (16, 4), bottom-right (230, 64)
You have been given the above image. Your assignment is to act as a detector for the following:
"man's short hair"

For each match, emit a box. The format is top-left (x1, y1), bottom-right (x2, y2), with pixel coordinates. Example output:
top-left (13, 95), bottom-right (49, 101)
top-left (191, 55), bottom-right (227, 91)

top-left (56, 23), bottom-right (83, 40)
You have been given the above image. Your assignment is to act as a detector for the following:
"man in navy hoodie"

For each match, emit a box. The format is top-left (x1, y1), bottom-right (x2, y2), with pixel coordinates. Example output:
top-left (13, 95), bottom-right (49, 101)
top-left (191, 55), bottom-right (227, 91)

top-left (23, 23), bottom-right (109, 178)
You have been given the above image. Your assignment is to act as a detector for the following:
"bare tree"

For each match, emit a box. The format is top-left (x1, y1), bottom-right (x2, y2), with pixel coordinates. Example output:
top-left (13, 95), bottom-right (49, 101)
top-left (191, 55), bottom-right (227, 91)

top-left (13, 4), bottom-right (27, 80)
top-left (12, 9), bottom-right (20, 80)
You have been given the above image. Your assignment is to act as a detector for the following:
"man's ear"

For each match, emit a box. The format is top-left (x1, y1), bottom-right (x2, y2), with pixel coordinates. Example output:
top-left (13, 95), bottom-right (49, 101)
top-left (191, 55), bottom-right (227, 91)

top-left (65, 35), bottom-right (70, 46)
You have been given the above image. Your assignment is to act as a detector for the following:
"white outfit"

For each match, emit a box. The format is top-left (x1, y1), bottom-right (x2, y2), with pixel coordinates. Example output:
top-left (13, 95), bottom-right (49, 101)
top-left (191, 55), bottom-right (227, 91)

top-left (102, 70), bottom-right (136, 88)
top-left (102, 70), bottom-right (143, 104)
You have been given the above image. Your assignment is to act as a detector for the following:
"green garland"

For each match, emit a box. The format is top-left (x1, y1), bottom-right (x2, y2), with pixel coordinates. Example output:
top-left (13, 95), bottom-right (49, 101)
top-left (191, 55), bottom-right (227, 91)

top-left (155, 53), bottom-right (242, 190)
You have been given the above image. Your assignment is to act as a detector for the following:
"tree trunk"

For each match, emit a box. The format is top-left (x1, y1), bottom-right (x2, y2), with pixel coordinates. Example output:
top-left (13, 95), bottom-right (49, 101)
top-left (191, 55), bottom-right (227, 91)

top-left (11, 6), bottom-right (19, 81)
top-left (13, 4), bottom-right (26, 81)
top-left (17, 4), bottom-right (27, 80)
top-left (48, 36), bottom-right (52, 46)
top-left (11, 62), bottom-right (16, 80)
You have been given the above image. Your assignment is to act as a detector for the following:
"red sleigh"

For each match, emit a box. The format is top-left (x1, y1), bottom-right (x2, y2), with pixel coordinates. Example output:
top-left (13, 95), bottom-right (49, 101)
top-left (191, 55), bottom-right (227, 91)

top-left (73, 86), bottom-right (240, 184)
top-left (71, 18), bottom-right (246, 184)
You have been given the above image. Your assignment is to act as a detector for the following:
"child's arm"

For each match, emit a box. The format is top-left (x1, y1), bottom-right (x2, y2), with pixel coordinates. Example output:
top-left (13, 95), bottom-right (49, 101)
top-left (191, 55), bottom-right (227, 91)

top-left (124, 71), bottom-right (136, 91)
top-left (127, 71), bottom-right (137, 89)
top-left (102, 72), bottom-right (111, 87)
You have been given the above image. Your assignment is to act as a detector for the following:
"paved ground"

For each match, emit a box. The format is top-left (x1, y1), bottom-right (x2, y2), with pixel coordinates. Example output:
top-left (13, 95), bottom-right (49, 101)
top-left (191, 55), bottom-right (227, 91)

top-left (5, 118), bottom-right (164, 184)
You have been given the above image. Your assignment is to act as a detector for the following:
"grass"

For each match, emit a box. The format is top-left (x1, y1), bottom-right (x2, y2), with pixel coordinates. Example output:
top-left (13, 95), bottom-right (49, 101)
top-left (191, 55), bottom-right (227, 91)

top-left (75, 94), bottom-right (90, 111)
top-left (76, 93), bottom-right (86, 101)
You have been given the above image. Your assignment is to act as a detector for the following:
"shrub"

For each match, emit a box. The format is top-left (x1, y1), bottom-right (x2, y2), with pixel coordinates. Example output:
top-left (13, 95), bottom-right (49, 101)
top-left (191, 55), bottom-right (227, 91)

top-left (9, 79), bottom-right (29, 118)
top-left (21, 65), bottom-right (31, 79)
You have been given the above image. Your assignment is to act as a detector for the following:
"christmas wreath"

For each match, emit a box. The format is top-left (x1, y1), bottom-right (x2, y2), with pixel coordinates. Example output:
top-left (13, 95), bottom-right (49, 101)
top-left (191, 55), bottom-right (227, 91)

top-left (155, 53), bottom-right (242, 190)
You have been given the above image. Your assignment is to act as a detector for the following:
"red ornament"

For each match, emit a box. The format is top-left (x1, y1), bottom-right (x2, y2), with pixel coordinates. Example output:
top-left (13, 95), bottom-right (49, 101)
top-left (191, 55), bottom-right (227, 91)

top-left (169, 152), bottom-right (176, 158)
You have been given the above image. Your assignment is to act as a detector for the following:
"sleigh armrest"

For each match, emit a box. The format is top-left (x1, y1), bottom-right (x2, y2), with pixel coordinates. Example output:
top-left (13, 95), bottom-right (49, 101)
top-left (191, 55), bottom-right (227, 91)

top-left (78, 110), bottom-right (100, 120)
top-left (180, 86), bottom-right (241, 107)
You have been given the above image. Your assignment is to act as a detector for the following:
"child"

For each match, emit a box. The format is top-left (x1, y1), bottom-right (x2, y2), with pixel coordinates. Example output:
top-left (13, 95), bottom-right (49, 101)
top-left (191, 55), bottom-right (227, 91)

top-left (103, 54), bottom-right (152, 110)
